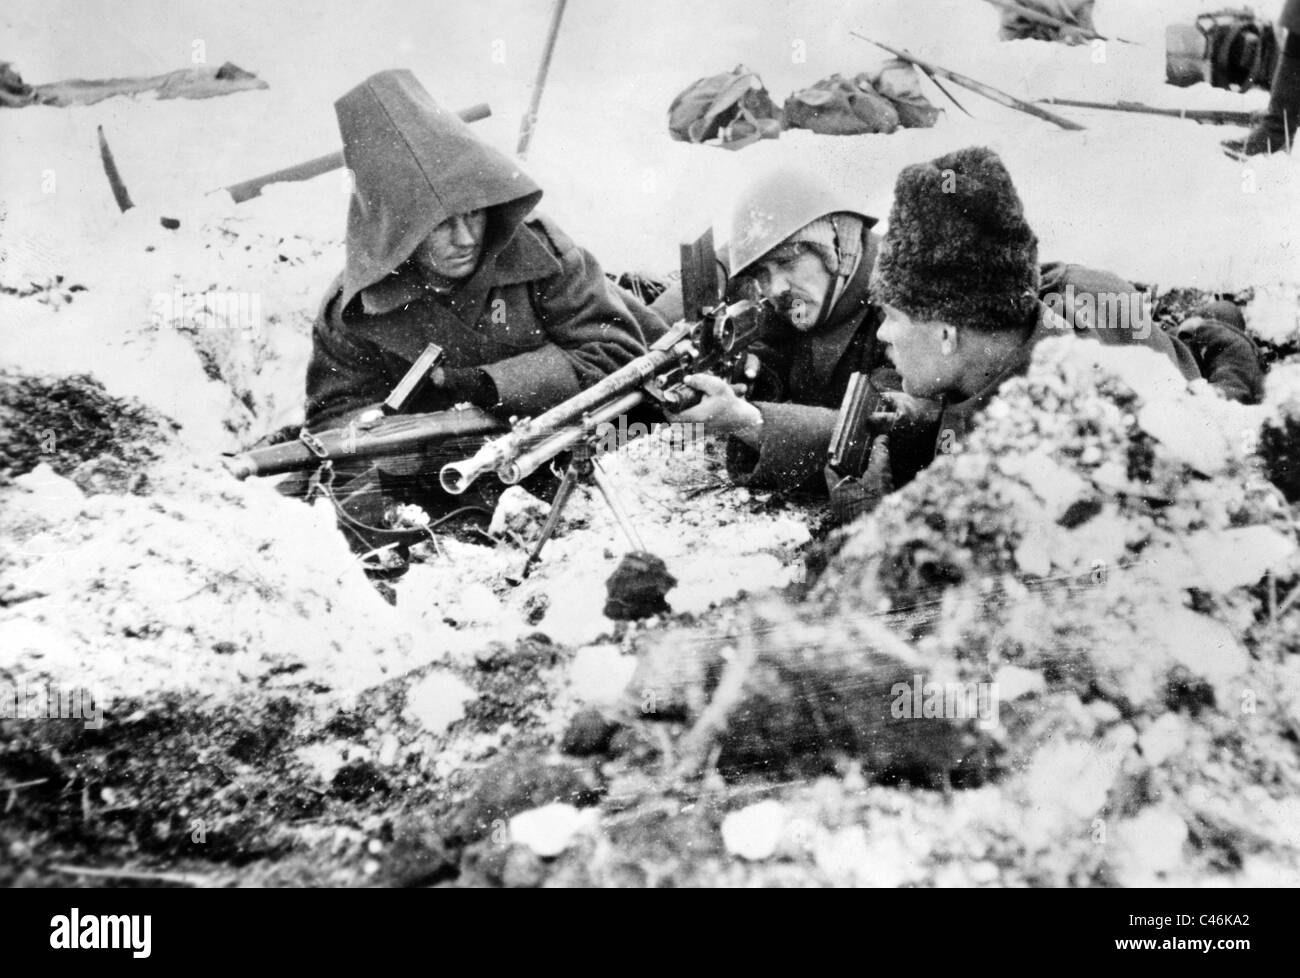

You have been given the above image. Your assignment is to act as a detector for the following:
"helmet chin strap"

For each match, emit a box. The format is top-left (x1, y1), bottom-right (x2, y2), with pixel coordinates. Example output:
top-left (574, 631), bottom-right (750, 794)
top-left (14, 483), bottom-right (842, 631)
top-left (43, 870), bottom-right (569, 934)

top-left (814, 214), bottom-right (865, 329)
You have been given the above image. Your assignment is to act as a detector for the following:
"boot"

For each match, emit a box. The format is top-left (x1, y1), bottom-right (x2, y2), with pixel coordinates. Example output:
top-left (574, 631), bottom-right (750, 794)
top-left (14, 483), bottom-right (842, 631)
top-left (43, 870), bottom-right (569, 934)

top-left (1224, 32), bottom-right (1300, 157)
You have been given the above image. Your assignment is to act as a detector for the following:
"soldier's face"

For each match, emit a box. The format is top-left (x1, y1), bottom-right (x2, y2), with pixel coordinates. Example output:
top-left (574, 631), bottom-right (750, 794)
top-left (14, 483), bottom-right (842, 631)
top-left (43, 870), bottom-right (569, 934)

top-left (747, 242), bottom-right (833, 332)
top-left (878, 304), bottom-right (957, 399)
top-left (415, 208), bottom-right (487, 280)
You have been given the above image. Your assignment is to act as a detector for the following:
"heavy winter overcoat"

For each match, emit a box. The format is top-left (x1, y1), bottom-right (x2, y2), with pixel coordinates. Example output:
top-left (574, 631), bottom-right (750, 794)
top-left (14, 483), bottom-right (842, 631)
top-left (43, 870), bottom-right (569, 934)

top-left (305, 70), bottom-right (653, 430)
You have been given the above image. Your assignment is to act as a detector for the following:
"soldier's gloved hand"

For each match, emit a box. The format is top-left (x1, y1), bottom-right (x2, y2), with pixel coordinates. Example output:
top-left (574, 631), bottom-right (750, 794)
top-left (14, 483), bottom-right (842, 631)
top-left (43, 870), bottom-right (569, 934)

top-left (824, 433), bottom-right (893, 525)
top-left (432, 366), bottom-right (499, 409)
top-left (667, 373), bottom-right (762, 437)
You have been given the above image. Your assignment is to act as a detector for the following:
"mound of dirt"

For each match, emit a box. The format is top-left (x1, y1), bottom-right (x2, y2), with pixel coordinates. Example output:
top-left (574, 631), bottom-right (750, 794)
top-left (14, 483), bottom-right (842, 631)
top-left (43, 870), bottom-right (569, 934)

top-left (795, 336), bottom-right (1300, 883)
top-left (0, 369), bottom-right (175, 486)
top-left (534, 335), bottom-right (1300, 887)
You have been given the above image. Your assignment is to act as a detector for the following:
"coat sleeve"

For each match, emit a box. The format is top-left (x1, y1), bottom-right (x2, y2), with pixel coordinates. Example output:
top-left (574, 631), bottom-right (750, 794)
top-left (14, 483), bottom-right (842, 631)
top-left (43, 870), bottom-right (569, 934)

top-left (1179, 319), bottom-right (1265, 404)
top-left (480, 220), bottom-right (657, 417)
top-left (725, 325), bottom-right (895, 492)
top-left (1039, 262), bottom-right (1202, 382)
top-left (724, 400), bottom-right (838, 492)
top-left (304, 280), bottom-right (395, 429)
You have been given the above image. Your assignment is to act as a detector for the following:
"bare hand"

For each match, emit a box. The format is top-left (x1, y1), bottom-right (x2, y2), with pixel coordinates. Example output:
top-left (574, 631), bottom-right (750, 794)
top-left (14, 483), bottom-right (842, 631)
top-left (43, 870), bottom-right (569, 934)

top-left (879, 389), bottom-right (942, 425)
top-left (667, 373), bottom-right (762, 438)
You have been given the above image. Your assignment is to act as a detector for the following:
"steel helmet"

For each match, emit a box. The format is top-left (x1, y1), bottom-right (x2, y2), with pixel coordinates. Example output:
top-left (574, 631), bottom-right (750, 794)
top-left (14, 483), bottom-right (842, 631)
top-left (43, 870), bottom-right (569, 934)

top-left (727, 165), bottom-right (878, 279)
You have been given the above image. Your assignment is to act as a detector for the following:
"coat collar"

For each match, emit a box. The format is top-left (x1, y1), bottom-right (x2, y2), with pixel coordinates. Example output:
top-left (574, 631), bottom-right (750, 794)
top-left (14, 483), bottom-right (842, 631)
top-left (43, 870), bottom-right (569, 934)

top-left (789, 232), bottom-right (880, 394)
top-left (357, 221), bottom-right (562, 320)
top-left (939, 305), bottom-right (1059, 432)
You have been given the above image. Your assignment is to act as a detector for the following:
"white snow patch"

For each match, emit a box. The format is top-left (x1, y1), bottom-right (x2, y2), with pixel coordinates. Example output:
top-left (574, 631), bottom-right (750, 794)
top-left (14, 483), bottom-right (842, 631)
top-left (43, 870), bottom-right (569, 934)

top-left (722, 800), bottom-right (788, 861)
top-left (509, 803), bottom-right (592, 858)
top-left (568, 644), bottom-right (637, 706)
top-left (402, 670), bottom-right (476, 735)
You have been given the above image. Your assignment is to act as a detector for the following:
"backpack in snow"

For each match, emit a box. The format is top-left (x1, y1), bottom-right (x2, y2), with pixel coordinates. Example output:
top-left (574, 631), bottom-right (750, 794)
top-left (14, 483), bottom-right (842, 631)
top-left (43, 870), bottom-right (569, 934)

top-left (869, 61), bottom-right (940, 129)
top-left (667, 65), bottom-right (782, 150)
top-left (783, 73), bottom-right (901, 135)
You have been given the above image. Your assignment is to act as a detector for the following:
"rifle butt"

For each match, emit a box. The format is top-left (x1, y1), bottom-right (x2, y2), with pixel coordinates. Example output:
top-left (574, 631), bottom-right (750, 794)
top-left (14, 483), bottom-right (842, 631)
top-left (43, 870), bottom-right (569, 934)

top-left (226, 407), bottom-right (503, 481)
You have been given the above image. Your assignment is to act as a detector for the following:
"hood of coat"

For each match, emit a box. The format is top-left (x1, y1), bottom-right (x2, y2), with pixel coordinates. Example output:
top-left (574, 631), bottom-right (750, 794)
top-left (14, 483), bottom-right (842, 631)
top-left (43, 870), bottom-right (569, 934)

top-left (334, 69), bottom-right (542, 312)
top-left (785, 229), bottom-right (881, 397)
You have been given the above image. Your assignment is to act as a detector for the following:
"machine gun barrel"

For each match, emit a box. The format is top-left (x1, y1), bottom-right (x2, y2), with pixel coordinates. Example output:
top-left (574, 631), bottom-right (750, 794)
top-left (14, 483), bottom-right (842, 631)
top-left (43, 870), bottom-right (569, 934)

top-left (441, 223), bottom-right (765, 496)
top-left (223, 406), bottom-right (503, 480)
top-left (497, 389), bottom-right (645, 485)
top-left (438, 346), bottom-right (674, 495)
top-left (439, 298), bottom-right (764, 495)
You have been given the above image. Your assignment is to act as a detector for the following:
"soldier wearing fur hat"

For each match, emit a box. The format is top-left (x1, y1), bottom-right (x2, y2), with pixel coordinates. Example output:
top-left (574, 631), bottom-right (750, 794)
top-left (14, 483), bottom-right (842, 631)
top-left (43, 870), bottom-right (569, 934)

top-left (828, 146), bottom-right (1206, 522)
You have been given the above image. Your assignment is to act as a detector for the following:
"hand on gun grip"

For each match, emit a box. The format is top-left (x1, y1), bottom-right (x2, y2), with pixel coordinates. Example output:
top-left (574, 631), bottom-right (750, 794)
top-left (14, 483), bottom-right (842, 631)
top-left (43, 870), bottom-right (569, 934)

top-left (434, 366), bottom-right (499, 409)
top-left (825, 433), bottom-right (893, 525)
top-left (668, 373), bottom-right (762, 436)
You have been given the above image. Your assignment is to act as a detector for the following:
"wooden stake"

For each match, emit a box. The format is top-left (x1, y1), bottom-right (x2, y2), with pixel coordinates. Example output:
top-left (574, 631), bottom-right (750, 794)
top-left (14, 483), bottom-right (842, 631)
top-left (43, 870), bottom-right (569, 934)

top-left (1040, 97), bottom-right (1259, 127)
top-left (850, 32), bottom-right (1086, 131)
top-left (223, 102), bottom-right (490, 203)
top-left (516, 0), bottom-right (569, 159)
top-left (96, 125), bottom-right (135, 212)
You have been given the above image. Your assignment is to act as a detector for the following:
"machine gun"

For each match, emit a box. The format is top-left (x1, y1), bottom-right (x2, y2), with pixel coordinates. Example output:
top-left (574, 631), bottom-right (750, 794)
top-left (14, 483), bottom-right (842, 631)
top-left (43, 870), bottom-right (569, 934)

top-left (440, 227), bottom-right (766, 578)
top-left (439, 227), bottom-right (767, 496)
top-left (222, 342), bottom-right (504, 481)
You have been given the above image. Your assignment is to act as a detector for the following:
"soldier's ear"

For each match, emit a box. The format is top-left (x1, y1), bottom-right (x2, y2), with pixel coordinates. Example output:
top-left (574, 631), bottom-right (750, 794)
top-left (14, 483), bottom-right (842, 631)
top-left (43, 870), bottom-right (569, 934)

top-left (939, 324), bottom-right (958, 356)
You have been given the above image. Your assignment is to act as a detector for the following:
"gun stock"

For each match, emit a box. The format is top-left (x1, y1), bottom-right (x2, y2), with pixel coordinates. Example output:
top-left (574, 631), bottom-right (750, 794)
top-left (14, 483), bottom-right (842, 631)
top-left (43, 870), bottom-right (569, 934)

top-left (224, 405), bottom-right (504, 480)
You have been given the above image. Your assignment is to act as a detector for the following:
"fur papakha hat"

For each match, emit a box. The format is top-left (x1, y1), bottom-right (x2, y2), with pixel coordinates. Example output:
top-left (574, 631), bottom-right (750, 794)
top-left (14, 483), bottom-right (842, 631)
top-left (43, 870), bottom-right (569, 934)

top-left (871, 146), bottom-right (1040, 333)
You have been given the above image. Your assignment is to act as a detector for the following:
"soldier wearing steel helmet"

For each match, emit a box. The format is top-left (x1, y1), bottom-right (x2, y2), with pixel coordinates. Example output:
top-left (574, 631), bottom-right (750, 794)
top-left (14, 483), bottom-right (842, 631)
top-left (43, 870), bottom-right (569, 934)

top-left (657, 166), bottom-right (899, 496)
